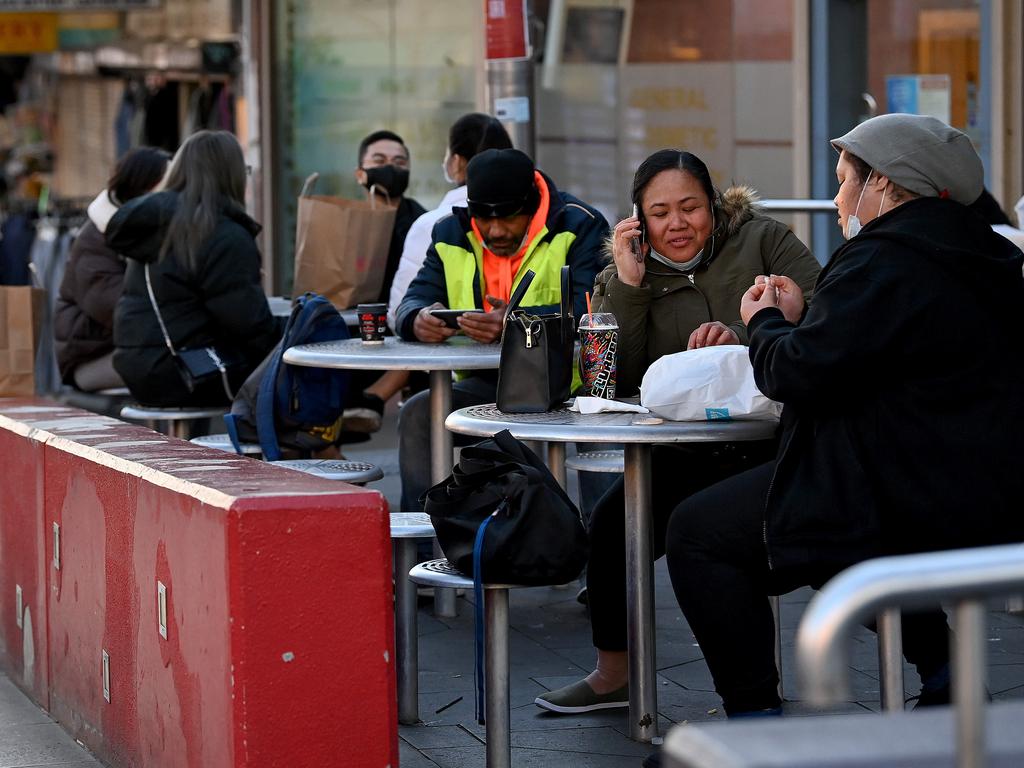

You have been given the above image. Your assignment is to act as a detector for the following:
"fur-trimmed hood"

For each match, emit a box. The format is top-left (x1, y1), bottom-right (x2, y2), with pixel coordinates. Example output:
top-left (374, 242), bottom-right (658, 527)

top-left (715, 184), bottom-right (762, 238)
top-left (602, 184), bottom-right (763, 263)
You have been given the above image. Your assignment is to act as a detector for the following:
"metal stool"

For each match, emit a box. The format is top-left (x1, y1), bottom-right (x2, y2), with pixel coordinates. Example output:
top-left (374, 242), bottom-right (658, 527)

top-left (189, 433), bottom-right (262, 455)
top-left (269, 459), bottom-right (383, 484)
top-left (409, 559), bottom-right (526, 768)
top-left (390, 513), bottom-right (435, 724)
top-left (565, 449), bottom-right (625, 474)
top-left (120, 404), bottom-right (226, 439)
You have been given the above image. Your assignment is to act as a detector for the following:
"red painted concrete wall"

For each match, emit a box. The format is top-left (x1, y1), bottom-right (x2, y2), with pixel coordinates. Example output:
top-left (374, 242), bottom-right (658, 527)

top-left (0, 399), bottom-right (397, 768)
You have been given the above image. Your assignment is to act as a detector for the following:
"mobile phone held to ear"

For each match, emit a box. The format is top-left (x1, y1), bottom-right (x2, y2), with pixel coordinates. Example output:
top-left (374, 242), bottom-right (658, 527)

top-left (429, 308), bottom-right (483, 329)
top-left (631, 203), bottom-right (644, 263)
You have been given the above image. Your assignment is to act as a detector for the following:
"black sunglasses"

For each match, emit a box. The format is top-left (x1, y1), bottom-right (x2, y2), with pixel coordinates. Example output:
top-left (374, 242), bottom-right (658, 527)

top-left (467, 196), bottom-right (530, 219)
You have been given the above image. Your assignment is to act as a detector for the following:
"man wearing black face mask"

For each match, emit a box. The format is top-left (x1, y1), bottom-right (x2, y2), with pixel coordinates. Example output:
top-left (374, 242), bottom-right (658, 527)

top-left (354, 130), bottom-right (427, 303)
top-left (337, 130), bottom-right (428, 437)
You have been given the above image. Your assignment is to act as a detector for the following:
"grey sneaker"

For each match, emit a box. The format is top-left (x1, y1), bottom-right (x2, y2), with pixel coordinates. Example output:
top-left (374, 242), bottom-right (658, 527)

top-left (534, 679), bottom-right (629, 714)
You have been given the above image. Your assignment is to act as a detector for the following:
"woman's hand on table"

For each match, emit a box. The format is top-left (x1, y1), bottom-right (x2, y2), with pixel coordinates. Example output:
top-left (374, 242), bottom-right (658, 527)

top-left (414, 302), bottom-right (457, 343)
top-left (741, 274), bottom-right (805, 325)
top-left (687, 321), bottom-right (739, 350)
top-left (611, 215), bottom-right (646, 287)
top-left (458, 295), bottom-right (506, 344)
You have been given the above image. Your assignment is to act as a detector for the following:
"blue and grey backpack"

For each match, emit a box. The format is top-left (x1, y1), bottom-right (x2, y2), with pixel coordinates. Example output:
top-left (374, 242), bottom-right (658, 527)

top-left (225, 293), bottom-right (350, 460)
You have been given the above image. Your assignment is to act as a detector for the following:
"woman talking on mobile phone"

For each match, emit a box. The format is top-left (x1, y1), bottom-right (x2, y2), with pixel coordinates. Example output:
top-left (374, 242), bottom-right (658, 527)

top-left (536, 149), bottom-right (821, 717)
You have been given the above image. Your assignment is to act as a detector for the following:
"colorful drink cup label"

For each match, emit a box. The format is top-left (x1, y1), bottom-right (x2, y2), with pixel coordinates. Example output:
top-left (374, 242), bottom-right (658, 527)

top-left (579, 312), bottom-right (617, 399)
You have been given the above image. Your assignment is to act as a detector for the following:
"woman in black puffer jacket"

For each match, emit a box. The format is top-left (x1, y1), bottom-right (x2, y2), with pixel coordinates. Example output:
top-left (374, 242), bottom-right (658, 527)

top-left (108, 130), bottom-right (282, 407)
top-left (54, 147), bottom-right (169, 391)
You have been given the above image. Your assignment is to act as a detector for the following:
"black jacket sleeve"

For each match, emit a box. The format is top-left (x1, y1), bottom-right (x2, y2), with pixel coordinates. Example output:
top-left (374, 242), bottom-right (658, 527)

top-left (396, 239), bottom-right (450, 340)
top-left (747, 244), bottom-right (907, 408)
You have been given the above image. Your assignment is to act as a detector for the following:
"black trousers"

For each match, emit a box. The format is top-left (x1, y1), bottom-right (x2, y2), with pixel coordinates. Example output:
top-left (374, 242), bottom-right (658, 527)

top-left (665, 461), bottom-right (951, 714)
top-left (586, 440), bottom-right (777, 651)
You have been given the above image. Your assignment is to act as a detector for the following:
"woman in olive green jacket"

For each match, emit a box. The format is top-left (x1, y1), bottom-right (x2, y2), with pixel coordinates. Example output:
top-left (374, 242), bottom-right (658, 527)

top-left (592, 156), bottom-right (821, 397)
top-left (536, 149), bottom-right (820, 717)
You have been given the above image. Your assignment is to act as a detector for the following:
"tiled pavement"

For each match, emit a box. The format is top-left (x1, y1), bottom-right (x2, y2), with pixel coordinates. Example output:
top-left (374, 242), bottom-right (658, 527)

top-left (0, 402), bottom-right (1021, 767)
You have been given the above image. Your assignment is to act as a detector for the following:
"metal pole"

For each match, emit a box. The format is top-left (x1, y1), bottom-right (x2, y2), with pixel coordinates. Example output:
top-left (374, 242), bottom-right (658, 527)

top-left (770, 594), bottom-right (783, 700)
top-left (953, 599), bottom-right (987, 768)
top-left (877, 608), bottom-right (905, 711)
top-left (394, 539), bottom-right (419, 724)
top-left (623, 443), bottom-right (657, 742)
top-left (485, 588), bottom-right (511, 768)
top-left (429, 369), bottom-right (457, 617)
top-left (486, 58), bottom-right (536, 159)
top-left (547, 441), bottom-right (567, 489)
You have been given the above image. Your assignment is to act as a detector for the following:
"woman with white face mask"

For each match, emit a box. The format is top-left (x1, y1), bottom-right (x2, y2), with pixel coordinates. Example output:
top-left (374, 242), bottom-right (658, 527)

top-left (386, 114), bottom-right (512, 331)
top-left (644, 114), bottom-right (1024, 760)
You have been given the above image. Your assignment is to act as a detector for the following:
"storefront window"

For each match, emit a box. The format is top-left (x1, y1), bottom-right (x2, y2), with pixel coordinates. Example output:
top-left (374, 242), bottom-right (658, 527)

top-left (273, 0), bottom-right (480, 290)
top-left (868, 0), bottom-right (981, 136)
top-left (535, 0), bottom-right (795, 222)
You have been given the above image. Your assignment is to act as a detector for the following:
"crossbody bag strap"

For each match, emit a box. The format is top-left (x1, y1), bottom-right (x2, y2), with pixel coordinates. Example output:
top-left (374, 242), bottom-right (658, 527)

top-left (144, 262), bottom-right (178, 357)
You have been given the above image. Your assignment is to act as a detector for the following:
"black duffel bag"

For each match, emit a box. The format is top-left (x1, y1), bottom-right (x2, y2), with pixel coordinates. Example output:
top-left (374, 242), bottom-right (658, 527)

top-left (423, 429), bottom-right (588, 586)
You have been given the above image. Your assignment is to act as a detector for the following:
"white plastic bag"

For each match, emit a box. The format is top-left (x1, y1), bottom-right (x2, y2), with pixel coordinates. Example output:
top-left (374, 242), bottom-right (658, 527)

top-left (639, 345), bottom-right (782, 422)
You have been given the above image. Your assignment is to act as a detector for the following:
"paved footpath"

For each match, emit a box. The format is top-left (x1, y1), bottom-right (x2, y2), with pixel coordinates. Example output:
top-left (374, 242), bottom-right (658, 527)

top-left (0, 672), bottom-right (101, 767)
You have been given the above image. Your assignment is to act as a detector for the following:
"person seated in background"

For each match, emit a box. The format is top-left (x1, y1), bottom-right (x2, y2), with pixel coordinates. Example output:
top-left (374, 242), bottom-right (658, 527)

top-left (107, 130), bottom-right (282, 407)
top-left (535, 148), bottom-right (820, 715)
top-left (395, 148), bottom-right (609, 512)
top-left (387, 113), bottom-right (512, 332)
top-left (54, 147), bottom-right (170, 392)
top-left (340, 130), bottom-right (427, 436)
top-left (645, 115), bottom-right (1024, 767)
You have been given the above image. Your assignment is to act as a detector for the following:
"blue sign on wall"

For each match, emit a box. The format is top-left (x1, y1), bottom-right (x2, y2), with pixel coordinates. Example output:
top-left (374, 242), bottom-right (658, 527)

top-left (886, 76), bottom-right (919, 115)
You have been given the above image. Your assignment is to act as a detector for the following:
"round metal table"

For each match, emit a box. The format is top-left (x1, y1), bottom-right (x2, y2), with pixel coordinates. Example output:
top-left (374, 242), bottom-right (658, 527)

top-left (446, 403), bottom-right (778, 743)
top-left (283, 336), bottom-right (501, 617)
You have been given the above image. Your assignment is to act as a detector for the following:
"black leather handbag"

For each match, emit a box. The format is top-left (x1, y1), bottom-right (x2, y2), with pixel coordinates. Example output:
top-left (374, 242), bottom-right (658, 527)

top-left (144, 263), bottom-right (246, 401)
top-left (495, 266), bottom-right (574, 413)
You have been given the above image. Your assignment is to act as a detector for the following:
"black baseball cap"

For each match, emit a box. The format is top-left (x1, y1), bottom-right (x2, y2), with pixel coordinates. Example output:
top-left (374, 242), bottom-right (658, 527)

top-left (465, 148), bottom-right (539, 219)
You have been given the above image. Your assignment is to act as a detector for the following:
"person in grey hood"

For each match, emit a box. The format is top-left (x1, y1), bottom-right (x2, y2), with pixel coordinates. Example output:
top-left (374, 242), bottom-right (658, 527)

top-left (652, 114), bottom-right (1024, 751)
top-left (54, 146), bottom-right (169, 391)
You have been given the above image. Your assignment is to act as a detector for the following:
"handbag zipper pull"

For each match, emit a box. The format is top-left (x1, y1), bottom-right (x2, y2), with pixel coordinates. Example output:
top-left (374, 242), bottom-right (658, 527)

top-left (525, 324), bottom-right (533, 348)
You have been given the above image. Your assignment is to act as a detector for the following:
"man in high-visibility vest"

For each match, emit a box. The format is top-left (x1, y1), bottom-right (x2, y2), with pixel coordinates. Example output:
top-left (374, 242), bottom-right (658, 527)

top-left (395, 148), bottom-right (609, 512)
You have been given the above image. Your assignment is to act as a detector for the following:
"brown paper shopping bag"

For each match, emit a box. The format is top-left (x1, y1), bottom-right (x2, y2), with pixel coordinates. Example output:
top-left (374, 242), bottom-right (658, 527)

top-left (292, 173), bottom-right (397, 309)
top-left (0, 286), bottom-right (45, 396)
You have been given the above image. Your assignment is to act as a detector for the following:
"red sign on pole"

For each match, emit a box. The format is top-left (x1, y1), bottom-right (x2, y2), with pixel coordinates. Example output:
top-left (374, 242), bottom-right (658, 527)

top-left (486, 0), bottom-right (530, 61)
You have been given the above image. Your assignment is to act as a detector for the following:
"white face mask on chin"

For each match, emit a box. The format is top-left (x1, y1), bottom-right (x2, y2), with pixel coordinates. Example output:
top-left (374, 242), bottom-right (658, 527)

top-left (844, 171), bottom-right (872, 239)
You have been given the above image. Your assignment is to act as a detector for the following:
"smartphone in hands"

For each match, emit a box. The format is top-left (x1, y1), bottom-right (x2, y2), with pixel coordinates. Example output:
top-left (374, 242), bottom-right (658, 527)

top-left (429, 308), bottom-right (483, 329)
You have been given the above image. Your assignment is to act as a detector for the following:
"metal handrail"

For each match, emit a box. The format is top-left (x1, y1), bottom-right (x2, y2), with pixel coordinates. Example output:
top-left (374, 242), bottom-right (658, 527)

top-left (759, 199), bottom-right (838, 213)
top-left (797, 543), bottom-right (1024, 768)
